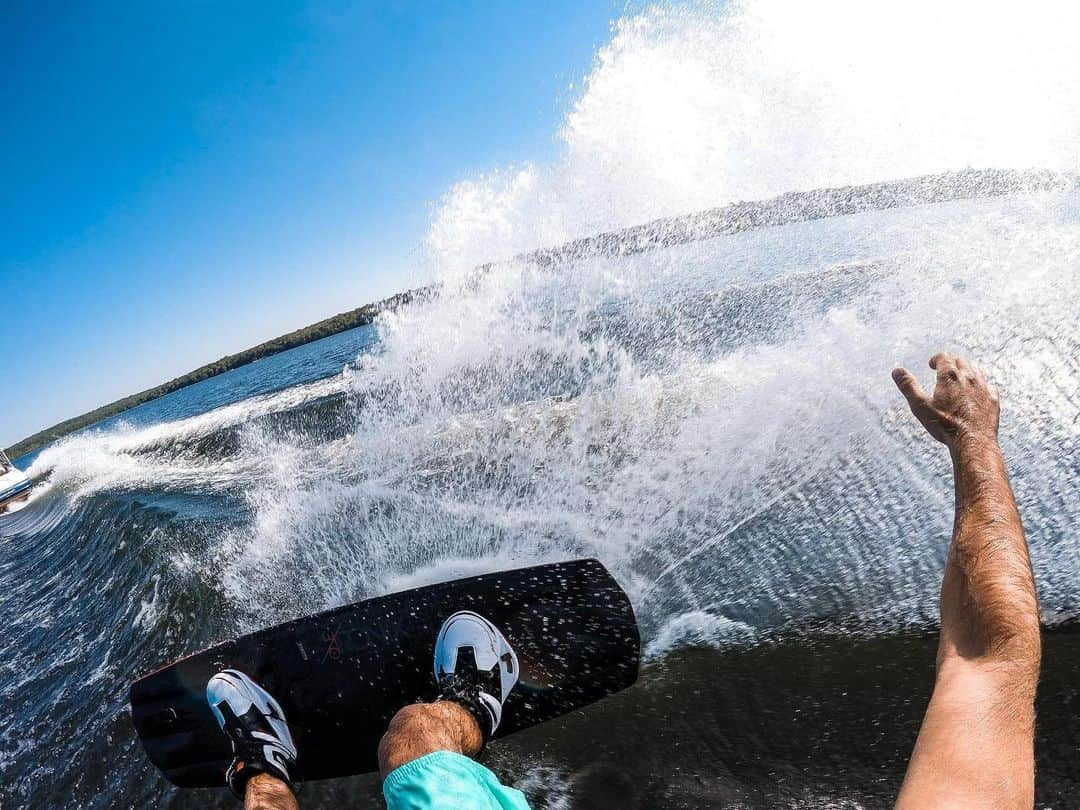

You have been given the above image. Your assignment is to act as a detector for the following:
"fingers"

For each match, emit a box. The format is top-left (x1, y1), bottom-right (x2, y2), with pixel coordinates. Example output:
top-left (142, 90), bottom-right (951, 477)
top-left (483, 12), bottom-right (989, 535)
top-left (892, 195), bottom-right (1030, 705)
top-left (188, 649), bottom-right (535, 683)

top-left (893, 366), bottom-right (946, 440)
top-left (930, 352), bottom-right (960, 383)
top-left (892, 367), bottom-right (933, 416)
top-left (894, 365), bottom-right (948, 442)
top-left (965, 362), bottom-right (991, 392)
top-left (973, 364), bottom-right (1001, 402)
top-left (933, 353), bottom-right (991, 389)
top-left (892, 367), bottom-right (926, 401)
top-left (901, 354), bottom-right (998, 444)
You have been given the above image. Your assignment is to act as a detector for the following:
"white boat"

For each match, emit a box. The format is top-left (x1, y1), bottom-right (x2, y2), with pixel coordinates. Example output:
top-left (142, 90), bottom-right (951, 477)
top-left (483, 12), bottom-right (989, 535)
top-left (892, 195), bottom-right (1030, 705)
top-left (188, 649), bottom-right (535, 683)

top-left (0, 449), bottom-right (32, 511)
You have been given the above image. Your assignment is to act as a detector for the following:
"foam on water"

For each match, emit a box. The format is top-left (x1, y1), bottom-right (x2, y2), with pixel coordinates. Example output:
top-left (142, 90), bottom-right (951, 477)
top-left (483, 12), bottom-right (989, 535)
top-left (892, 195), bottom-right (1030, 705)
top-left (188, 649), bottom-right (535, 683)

top-left (26, 370), bottom-right (354, 497)
top-left (216, 188), bottom-right (1080, 645)
top-left (5, 3), bottom-right (1080, 806)
top-left (17, 3), bottom-right (1080, 658)
top-left (367, 0), bottom-right (1080, 644)
top-left (645, 610), bottom-right (757, 662)
top-left (428, 0), bottom-right (1080, 275)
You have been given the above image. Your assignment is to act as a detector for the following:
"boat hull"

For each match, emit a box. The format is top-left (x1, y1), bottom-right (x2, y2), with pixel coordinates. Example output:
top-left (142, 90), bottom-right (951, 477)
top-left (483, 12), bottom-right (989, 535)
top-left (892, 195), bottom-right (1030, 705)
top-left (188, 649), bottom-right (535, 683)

top-left (0, 477), bottom-right (33, 511)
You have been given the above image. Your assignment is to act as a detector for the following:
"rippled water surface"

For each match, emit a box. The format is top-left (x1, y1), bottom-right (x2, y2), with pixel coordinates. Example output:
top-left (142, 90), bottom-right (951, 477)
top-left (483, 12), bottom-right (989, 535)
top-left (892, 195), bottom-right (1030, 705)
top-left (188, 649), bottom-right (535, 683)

top-left (5, 0), bottom-right (1080, 804)
top-left (3, 175), bottom-right (1079, 808)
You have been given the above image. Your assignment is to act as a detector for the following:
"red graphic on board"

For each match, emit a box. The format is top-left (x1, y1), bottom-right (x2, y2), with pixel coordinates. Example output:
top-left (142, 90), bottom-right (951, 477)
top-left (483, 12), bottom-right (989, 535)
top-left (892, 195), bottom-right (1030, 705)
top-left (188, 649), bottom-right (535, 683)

top-left (322, 627), bottom-right (341, 663)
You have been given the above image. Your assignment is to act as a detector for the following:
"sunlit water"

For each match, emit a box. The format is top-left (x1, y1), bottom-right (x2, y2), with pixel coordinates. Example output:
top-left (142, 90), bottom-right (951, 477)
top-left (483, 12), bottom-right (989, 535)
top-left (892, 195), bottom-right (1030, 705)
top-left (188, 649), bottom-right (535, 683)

top-left (3, 1), bottom-right (1080, 806)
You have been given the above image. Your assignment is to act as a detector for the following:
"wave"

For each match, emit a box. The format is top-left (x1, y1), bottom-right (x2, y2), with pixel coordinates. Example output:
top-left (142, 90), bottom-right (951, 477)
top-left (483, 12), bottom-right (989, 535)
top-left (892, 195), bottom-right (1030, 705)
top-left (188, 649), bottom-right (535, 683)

top-left (14, 178), bottom-right (1080, 645)
top-left (426, 0), bottom-right (1080, 277)
top-left (5, 1), bottom-right (1080, 805)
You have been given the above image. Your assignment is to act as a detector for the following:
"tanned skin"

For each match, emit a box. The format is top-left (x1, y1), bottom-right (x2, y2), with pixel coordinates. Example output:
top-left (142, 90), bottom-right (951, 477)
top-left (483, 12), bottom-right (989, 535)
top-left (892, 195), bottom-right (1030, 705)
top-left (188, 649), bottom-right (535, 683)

top-left (237, 702), bottom-right (481, 809)
top-left (237, 350), bottom-right (1039, 809)
top-left (243, 773), bottom-right (299, 810)
top-left (377, 700), bottom-right (484, 775)
top-left (892, 353), bottom-right (1040, 809)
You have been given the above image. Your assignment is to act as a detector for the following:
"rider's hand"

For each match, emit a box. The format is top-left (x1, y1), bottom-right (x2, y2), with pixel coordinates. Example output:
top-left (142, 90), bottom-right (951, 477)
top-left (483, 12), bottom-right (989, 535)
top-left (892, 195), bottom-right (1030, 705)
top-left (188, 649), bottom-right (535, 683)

top-left (891, 352), bottom-right (1000, 450)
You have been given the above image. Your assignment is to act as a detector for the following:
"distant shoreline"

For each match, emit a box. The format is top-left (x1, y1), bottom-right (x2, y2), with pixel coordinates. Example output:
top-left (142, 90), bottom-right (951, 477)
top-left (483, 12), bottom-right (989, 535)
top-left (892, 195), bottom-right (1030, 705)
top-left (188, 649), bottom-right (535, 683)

top-left (5, 287), bottom-right (426, 461)
top-left (8, 168), bottom-right (1071, 463)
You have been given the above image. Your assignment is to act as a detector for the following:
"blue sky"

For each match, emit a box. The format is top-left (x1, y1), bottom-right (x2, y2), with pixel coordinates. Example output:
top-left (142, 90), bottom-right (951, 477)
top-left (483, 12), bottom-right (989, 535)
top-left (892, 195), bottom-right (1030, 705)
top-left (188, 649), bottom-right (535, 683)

top-left (0, 1), bottom-right (616, 447)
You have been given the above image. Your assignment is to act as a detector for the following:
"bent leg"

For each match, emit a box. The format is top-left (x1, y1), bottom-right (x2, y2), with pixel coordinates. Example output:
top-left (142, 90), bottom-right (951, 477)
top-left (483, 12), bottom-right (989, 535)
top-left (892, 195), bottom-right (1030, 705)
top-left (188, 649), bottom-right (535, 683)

top-left (378, 701), bottom-right (482, 776)
top-left (378, 702), bottom-right (529, 810)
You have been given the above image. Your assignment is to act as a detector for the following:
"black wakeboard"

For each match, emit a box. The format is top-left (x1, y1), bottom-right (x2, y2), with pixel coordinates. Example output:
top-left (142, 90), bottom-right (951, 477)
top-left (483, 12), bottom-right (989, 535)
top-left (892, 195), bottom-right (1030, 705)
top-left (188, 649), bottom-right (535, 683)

top-left (130, 558), bottom-right (639, 788)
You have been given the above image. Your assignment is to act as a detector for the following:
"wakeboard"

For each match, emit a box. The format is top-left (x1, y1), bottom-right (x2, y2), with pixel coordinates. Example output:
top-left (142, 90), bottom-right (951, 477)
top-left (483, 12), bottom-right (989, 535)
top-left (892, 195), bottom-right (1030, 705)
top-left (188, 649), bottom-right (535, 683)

top-left (130, 558), bottom-right (639, 788)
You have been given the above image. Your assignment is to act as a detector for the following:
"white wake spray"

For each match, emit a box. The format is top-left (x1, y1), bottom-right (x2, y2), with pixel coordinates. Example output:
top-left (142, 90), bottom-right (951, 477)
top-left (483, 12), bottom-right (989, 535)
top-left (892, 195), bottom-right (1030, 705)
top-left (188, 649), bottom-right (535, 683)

top-left (24, 2), bottom-right (1080, 649)
top-left (428, 0), bottom-right (1080, 276)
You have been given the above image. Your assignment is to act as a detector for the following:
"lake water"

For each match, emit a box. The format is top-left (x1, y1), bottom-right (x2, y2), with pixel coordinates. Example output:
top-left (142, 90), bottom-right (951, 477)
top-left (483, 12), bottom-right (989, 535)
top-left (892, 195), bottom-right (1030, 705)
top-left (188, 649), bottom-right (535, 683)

top-left (3, 174), bottom-right (1079, 808)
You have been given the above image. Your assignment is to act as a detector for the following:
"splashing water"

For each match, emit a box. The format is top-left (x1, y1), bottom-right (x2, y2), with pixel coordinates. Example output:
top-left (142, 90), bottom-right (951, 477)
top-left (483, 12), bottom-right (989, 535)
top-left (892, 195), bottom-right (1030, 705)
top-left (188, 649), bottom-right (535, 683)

top-left (4, 2), bottom-right (1080, 807)
top-left (223, 184), bottom-right (1080, 645)
top-left (428, 0), bottom-right (1080, 273)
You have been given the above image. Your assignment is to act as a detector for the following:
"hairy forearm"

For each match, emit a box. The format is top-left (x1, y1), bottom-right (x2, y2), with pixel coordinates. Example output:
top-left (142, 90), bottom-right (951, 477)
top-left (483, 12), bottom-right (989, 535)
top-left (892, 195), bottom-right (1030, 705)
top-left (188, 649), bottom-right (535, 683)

top-left (939, 435), bottom-right (1040, 668)
top-left (895, 355), bottom-right (1039, 808)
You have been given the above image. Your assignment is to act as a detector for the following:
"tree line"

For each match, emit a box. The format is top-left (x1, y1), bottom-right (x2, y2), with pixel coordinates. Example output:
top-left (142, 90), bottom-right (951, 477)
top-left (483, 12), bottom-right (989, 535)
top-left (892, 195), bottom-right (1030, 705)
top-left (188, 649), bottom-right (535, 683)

top-left (5, 287), bottom-right (429, 462)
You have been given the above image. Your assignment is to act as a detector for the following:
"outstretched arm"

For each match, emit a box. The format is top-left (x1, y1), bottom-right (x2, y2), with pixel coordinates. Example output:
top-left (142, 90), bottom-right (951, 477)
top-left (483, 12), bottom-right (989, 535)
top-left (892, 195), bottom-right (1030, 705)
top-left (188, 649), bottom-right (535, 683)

top-left (892, 353), bottom-right (1040, 809)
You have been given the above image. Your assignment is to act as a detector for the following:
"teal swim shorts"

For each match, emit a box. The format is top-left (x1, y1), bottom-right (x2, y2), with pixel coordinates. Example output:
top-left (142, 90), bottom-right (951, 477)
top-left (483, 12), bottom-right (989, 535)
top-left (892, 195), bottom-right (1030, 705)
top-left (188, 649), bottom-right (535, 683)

top-left (383, 751), bottom-right (531, 809)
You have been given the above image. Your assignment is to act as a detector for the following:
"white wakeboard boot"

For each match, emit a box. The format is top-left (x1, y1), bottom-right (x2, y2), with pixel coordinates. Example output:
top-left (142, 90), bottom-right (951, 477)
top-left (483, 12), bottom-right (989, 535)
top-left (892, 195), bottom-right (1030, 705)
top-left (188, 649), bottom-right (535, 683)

top-left (206, 669), bottom-right (298, 799)
top-left (434, 610), bottom-right (520, 745)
